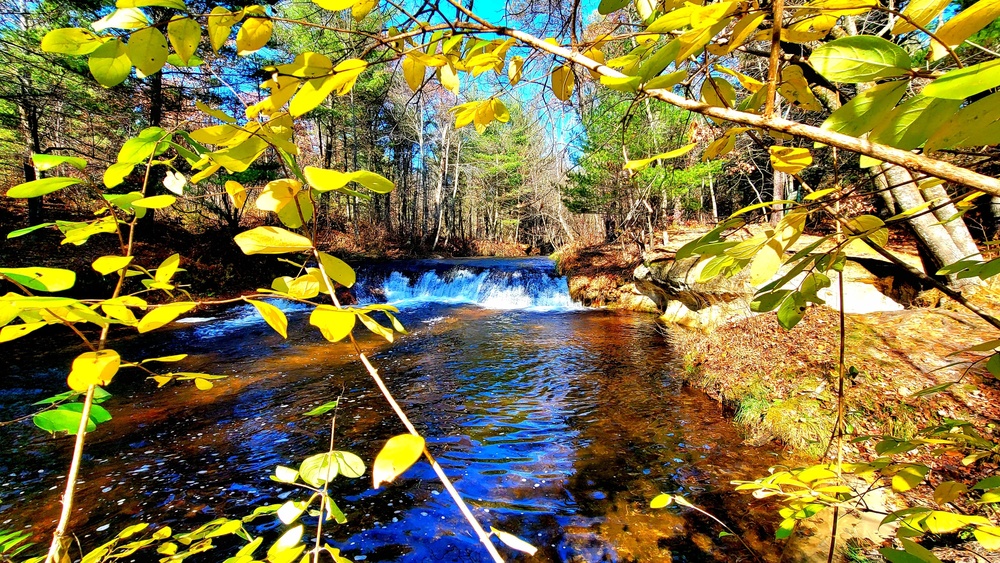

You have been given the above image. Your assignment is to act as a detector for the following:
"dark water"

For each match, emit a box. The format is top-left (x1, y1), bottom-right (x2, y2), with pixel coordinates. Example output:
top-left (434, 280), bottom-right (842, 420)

top-left (0, 258), bottom-right (781, 562)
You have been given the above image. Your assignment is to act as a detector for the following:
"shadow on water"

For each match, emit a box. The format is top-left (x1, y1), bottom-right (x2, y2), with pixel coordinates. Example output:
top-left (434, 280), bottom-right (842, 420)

top-left (0, 258), bottom-right (784, 562)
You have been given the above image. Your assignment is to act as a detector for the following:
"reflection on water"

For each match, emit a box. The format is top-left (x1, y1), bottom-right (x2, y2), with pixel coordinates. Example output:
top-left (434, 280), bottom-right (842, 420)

top-left (0, 259), bottom-right (781, 562)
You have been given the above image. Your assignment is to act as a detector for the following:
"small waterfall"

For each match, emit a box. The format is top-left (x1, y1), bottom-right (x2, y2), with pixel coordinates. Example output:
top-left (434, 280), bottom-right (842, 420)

top-left (355, 257), bottom-right (580, 311)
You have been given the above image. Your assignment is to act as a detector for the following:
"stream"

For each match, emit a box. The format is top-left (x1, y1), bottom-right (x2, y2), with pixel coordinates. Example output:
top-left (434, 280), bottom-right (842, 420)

top-left (0, 257), bottom-right (782, 562)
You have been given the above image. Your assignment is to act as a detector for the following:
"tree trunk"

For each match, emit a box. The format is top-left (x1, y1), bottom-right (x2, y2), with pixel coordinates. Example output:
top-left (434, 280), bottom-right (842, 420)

top-left (877, 164), bottom-right (982, 288)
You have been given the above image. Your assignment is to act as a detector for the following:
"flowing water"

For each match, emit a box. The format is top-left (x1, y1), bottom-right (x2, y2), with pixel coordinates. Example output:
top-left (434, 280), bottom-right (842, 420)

top-left (0, 257), bottom-right (782, 562)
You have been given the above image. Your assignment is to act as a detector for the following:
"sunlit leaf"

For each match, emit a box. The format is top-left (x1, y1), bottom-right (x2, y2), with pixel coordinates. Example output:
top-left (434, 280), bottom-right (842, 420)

top-left (92, 255), bottom-right (133, 276)
top-left (32, 154), bottom-right (86, 172)
top-left (309, 305), bottom-right (355, 342)
top-left (7, 177), bottom-right (83, 198)
top-left (127, 27), bottom-right (169, 77)
top-left (769, 146), bottom-right (812, 174)
top-left (236, 15), bottom-right (272, 55)
top-left (247, 300), bottom-right (288, 339)
top-left (624, 144), bottom-right (696, 171)
top-left (810, 36), bottom-right (911, 82)
top-left (551, 65), bottom-right (574, 101)
top-left (373, 434), bottom-right (425, 488)
top-left (0, 267), bottom-right (76, 292)
top-left (137, 302), bottom-right (196, 333)
top-left (266, 525), bottom-right (304, 563)
top-left (303, 401), bottom-right (338, 416)
top-left (929, 0), bottom-right (1000, 61)
top-left (234, 226), bottom-right (313, 255)
top-left (650, 493), bottom-right (672, 508)
top-left (41, 28), bottom-right (104, 55)
top-left (68, 349), bottom-right (121, 391)
top-left (892, 0), bottom-right (950, 34)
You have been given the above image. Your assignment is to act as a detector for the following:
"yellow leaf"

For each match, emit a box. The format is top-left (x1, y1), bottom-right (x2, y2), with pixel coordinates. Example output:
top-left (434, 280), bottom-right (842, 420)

top-left (303, 167), bottom-right (394, 194)
top-left (127, 27), bottom-right (169, 77)
top-left (248, 299), bottom-right (288, 338)
top-left (624, 143), bottom-right (697, 170)
top-left (676, 18), bottom-right (732, 63)
top-left (0, 267), bottom-right (76, 292)
top-left (167, 16), bottom-right (200, 65)
top-left (929, 0), bottom-right (1000, 61)
top-left (352, 0), bottom-right (376, 21)
top-left (233, 226), bottom-right (313, 255)
top-left (318, 251), bottom-right (356, 287)
top-left (132, 194), bottom-right (176, 209)
top-left (287, 273), bottom-right (320, 299)
top-left (892, 0), bottom-right (950, 34)
top-left (196, 101), bottom-right (235, 123)
top-left (194, 378), bottom-right (213, 390)
top-left (508, 55), bottom-right (524, 85)
top-left (309, 305), bottom-right (356, 342)
top-left (749, 240), bottom-right (783, 285)
top-left (402, 55), bottom-right (425, 92)
top-left (778, 65), bottom-right (823, 111)
top-left (551, 64), bottom-right (574, 101)
top-left (769, 146), bottom-right (812, 174)
top-left (137, 302), bottom-right (196, 333)
top-left (719, 11), bottom-right (767, 54)
top-left (473, 99), bottom-right (495, 133)
top-left (154, 253), bottom-right (181, 284)
top-left (274, 51), bottom-right (332, 78)
top-left (313, 0), bottom-right (360, 9)
top-left (210, 135), bottom-right (269, 172)
top-left (256, 178), bottom-right (302, 213)
top-left (93, 8), bottom-right (148, 31)
top-left (437, 61), bottom-right (459, 94)
top-left (225, 180), bottom-right (247, 209)
top-left (237, 16), bottom-right (273, 55)
top-left (714, 65), bottom-right (763, 92)
top-left (933, 481), bottom-right (968, 505)
top-left (373, 434), bottom-right (425, 488)
top-left (974, 525), bottom-right (1000, 550)
top-left (208, 7), bottom-right (242, 53)
top-left (68, 349), bottom-right (121, 391)
top-left (92, 255), bottom-right (133, 276)
top-left (267, 525), bottom-right (305, 563)
top-left (88, 38), bottom-right (132, 88)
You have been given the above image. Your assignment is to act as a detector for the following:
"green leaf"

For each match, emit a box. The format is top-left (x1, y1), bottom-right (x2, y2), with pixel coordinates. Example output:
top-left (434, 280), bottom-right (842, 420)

top-left (32, 154), bottom-right (87, 172)
top-left (372, 434), bottom-right (425, 488)
top-left (644, 70), bottom-right (687, 90)
top-left (41, 28), bottom-right (104, 55)
top-left (233, 226), bottom-right (313, 255)
top-left (6, 222), bottom-right (54, 238)
top-left (973, 476), bottom-right (1000, 490)
top-left (987, 353), bottom-right (1000, 377)
top-left (309, 305), bottom-right (355, 342)
top-left (299, 451), bottom-right (365, 488)
top-left (88, 38), bottom-right (132, 87)
top-left (865, 95), bottom-right (962, 160)
top-left (636, 39), bottom-right (681, 82)
top-left (118, 127), bottom-right (168, 164)
top-left (776, 291), bottom-right (807, 329)
top-left (34, 408), bottom-right (93, 434)
top-left (810, 36), bottom-right (911, 83)
top-left (136, 302), bottom-right (196, 333)
top-left (303, 401), bottom-right (338, 416)
top-left (247, 299), bottom-right (288, 339)
top-left (317, 252), bottom-right (356, 288)
top-left (7, 177), bottom-right (82, 198)
top-left (127, 27), bottom-right (169, 77)
top-left (923, 59), bottom-right (1000, 100)
top-left (819, 80), bottom-right (908, 140)
top-left (597, 0), bottom-right (630, 15)
top-left (775, 518), bottom-right (796, 540)
top-left (0, 267), bottom-right (76, 292)
top-left (925, 91), bottom-right (1000, 153)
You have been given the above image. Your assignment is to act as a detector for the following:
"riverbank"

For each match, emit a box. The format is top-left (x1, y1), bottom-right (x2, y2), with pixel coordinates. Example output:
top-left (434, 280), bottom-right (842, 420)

top-left (555, 236), bottom-right (1000, 561)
